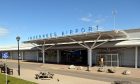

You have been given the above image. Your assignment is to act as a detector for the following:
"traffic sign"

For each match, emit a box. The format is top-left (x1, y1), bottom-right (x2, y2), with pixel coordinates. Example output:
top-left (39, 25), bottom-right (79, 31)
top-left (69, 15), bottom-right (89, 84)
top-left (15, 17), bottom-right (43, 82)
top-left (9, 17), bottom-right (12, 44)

top-left (2, 52), bottom-right (9, 59)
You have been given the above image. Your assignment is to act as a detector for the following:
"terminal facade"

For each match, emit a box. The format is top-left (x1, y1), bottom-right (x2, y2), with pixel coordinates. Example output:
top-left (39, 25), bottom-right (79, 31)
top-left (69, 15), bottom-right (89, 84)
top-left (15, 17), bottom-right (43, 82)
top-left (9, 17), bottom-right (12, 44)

top-left (0, 28), bottom-right (140, 68)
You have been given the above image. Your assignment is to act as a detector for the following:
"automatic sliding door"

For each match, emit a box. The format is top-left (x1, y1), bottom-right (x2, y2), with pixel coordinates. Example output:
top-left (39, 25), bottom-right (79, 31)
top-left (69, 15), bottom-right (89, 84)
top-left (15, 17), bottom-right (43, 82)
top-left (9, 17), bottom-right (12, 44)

top-left (97, 54), bottom-right (119, 67)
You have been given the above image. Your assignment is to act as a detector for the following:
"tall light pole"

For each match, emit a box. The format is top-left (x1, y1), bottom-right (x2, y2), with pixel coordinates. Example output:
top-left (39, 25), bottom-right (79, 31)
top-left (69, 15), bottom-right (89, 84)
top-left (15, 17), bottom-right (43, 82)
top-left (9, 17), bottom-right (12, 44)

top-left (112, 10), bottom-right (117, 29)
top-left (16, 36), bottom-right (20, 76)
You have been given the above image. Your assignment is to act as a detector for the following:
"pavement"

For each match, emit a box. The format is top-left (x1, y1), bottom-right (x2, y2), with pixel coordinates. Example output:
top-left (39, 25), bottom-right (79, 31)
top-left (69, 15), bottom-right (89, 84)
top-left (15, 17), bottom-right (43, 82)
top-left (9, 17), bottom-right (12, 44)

top-left (37, 61), bottom-right (140, 79)
top-left (1, 59), bottom-right (140, 84)
top-left (11, 68), bottom-right (110, 84)
top-left (1, 59), bottom-right (110, 84)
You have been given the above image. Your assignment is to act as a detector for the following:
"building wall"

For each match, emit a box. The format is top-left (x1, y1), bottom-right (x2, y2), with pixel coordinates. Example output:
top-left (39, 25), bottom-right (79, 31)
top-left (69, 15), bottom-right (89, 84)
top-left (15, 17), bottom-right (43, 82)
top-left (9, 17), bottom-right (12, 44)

top-left (9, 51), bottom-right (13, 59)
top-left (1, 45), bottom-right (140, 68)
top-left (11, 51), bottom-right (18, 59)
top-left (8, 50), bottom-right (38, 61)
top-left (24, 51), bottom-right (38, 61)
top-left (45, 50), bottom-right (57, 63)
top-left (119, 47), bottom-right (135, 67)
top-left (92, 49), bottom-right (98, 66)
top-left (92, 47), bottom-right (137, 67)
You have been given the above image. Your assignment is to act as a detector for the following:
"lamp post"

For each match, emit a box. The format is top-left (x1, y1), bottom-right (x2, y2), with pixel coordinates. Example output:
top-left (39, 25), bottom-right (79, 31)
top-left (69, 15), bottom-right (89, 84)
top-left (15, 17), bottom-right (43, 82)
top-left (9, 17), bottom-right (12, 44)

top-left (16, 36), bottom-right (20, 76)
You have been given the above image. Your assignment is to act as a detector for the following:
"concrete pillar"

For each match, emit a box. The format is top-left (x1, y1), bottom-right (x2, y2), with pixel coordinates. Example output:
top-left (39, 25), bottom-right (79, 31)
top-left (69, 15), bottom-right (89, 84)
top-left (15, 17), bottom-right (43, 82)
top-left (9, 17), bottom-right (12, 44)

top-left (117, 54), bottom-right (119, 67)
top-left (21, 51), bottom-right (24, 61)
top-left (57, 50), bottom-right (60, 63)
top-left (37, 51), bottom-right (39, 62)
top-left (88, 49), bottom-right (92, 67)
top-left (42, 45), bottom-right (45, 64)
top-left (135, 46), bottom-right (138, 68)
top-left (111, 54), bottom-right (112, 67)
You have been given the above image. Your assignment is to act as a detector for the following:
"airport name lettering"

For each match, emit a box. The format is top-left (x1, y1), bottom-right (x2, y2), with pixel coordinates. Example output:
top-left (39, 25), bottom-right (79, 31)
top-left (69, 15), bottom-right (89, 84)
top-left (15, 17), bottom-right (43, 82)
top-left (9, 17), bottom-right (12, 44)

top-left (28, 27), bottom-right (94, 40)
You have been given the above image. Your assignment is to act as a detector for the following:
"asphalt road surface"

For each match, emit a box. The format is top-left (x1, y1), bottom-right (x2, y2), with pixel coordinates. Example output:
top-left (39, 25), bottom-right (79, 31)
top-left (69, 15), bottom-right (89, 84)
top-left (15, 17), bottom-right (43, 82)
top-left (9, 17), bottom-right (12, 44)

top-left (6, 61), bottom-right (140, 84)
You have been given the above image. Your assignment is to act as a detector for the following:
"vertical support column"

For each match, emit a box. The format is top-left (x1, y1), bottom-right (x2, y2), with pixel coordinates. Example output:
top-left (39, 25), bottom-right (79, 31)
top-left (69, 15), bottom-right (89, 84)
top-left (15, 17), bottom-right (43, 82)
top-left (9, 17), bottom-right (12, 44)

top-left (111, 54), bottom-right (112, 67)
top-left (37, 51), bottom-right (39, 62)
top-left (88, 49), bottom-right (92, 67)
top-left (57, 50), bottom-right (60, 64)
top-left (117, 54), bottom-right (119, 67)
top-left (21, 51), bottom-right (24, 61)
top-left (42, 45), bottom-right (45, 64)
top-left (135, 46), bottom-right (138, 68)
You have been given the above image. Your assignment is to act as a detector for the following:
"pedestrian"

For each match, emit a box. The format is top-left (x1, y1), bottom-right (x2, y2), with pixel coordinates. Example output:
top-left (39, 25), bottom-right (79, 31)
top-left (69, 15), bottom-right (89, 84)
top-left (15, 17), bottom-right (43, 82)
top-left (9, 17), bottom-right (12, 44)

top-left (100, 57), bottom-right (104, 67)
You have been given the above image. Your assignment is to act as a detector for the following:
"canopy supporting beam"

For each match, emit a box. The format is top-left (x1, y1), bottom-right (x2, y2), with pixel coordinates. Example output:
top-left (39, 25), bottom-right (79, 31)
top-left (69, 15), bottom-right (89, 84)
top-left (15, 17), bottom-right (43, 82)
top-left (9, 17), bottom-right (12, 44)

top-left (31, 42), bottom-right (55, 64)
top-left (83, 41), bottom-right (90, 48)
top-left (91, 34), bottom-right (101, 49)
top-left (68, 36), bottom-right (110, 69)
top-left (45, 44), bottom-right (55, 50)
top-left (68, 37), bottom-right (90, 49)
top-left (92, 40), bottom-right (109, 49)
top-left (31, 43), bottom-right (42, 50)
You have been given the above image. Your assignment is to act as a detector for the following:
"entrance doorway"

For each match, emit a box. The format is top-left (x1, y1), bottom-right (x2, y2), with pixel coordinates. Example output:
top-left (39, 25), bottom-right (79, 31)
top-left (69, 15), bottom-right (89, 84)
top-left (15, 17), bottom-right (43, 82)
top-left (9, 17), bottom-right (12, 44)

top-left (60, 50), bottom-right (87, 65)
top-left (97, 53), bottom-right (119, 67)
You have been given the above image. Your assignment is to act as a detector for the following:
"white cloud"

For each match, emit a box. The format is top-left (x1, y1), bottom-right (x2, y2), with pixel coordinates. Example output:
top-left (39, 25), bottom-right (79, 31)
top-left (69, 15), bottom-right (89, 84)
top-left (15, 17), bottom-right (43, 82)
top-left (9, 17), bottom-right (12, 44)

top-left (0, 27), bottom-right (9, 37)
top-left (80, 13), bottom-right (92, 22)
top-left (81, 17), bottom-right (91, 22)
top-left (94, 18), bottom-right (105, 24)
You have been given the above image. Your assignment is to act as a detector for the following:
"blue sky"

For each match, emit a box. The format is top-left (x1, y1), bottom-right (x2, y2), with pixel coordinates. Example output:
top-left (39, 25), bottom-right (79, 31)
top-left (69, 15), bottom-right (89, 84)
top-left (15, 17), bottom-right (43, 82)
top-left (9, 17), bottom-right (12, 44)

top-left (0, 0), bottom-right (140, 46)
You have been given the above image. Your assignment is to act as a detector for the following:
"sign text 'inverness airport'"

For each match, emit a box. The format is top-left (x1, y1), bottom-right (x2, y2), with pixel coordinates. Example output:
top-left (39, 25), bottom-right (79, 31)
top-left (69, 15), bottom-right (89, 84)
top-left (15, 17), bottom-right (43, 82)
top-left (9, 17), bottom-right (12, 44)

top-left (28, 27), bottom-right (95, 40)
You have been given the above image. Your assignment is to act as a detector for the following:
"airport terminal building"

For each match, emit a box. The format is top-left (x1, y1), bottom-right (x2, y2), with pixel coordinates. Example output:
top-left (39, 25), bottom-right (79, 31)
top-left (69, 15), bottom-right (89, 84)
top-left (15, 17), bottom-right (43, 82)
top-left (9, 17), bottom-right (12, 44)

top-left (1, 28), bottom-right (140, 68)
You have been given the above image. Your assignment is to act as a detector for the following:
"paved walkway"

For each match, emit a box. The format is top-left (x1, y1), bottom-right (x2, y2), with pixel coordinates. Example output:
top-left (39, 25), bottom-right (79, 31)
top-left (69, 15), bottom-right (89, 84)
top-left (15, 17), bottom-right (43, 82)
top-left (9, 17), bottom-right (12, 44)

top-left (39, 63), bottom-right (140, 79)
top-left (11, 68), bottom-right (110, 84)
top-left (1, 59), bottom-right (140, 84)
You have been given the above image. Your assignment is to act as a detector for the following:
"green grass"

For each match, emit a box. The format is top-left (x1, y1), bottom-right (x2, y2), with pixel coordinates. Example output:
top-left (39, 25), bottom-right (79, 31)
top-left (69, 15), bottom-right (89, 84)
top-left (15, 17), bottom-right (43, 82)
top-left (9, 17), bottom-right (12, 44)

top-left (0, 73), bottom-right (37, 84)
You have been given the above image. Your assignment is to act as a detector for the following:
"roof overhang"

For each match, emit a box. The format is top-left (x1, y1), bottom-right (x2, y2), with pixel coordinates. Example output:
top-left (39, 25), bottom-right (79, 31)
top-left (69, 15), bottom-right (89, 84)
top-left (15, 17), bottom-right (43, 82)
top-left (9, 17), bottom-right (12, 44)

top-left (0, 43), bottom-right (37, 51)
top-left (23, 30), bottom-right (128, 45)
top-left (115, 40), bottom-right (140, 47)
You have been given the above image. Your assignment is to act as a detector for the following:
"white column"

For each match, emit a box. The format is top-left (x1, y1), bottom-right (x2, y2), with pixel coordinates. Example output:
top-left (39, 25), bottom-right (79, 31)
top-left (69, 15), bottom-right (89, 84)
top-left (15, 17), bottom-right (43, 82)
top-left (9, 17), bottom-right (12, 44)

top-left (37, 51), bottom-right (39, 62)
top-left (135, 46), bottom-right (138, 68)
top-left (111, 54), bottom-right (112, 67)
top-left (57, 50), bottom-right (60, 63)
top-left (88, 49), bottom-right (92, 67)
top-left (117, 54), bottom-right (119, 67)
top-left (21, 51), bottom-right (24, 61)
top-left (42, 45), bottom-right (45, 64)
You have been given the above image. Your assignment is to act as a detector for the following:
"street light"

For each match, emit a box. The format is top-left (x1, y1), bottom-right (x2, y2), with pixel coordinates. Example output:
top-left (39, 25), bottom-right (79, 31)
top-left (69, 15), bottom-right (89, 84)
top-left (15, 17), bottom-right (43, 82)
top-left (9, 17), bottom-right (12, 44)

top-left (16, 36), bottom-right (20, 76)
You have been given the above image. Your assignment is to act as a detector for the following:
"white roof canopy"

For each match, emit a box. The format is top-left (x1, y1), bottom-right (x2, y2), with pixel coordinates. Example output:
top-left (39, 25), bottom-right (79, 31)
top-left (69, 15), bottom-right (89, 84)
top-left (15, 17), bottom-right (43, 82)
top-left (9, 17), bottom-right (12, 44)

top-left (0, 43), bottom-right (37, 51)
top-left (115, 40), bottom-right (140, 46)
